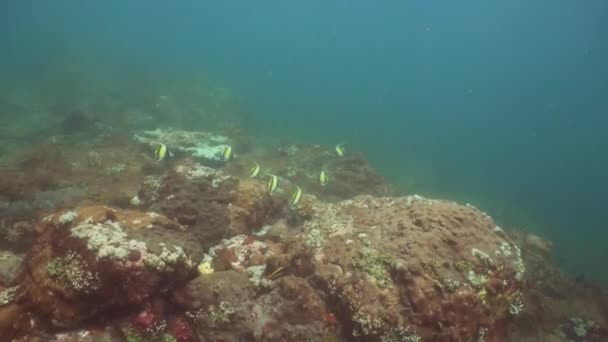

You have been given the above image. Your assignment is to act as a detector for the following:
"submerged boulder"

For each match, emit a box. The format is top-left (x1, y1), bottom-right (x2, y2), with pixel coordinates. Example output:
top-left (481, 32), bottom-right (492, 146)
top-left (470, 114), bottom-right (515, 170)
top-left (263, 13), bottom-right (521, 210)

top-left (0, 171), bottom-right (559, 341)
top-left (296, 195), bottom-right (525, 341)
top-left (173, 270), bottom-right (330, 341)
top-left (137, 162), bottom-right (278, 250)
top-left (18, 205), bottom-right (201, 328)
top-left (188, 194), bottom-right (525, 341)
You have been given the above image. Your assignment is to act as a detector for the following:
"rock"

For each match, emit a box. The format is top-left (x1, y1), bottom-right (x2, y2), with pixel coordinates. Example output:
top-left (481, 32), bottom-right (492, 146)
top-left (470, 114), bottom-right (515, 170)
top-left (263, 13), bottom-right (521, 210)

top-left (18, 205), bottom-right (201, 328)
top-left (182, 274), bottom-right (329, 341)
top-left (0, 251), bottom-right (24, 285)
top-left (148, 163), bottom-right (237, 251)
top-left (505, 230), bottom-right (608, 341)
top-left (172, 270), bottom-right (252, 311)
top-left (190, 194), bottom-right (525, 340)
top-left (296, 195), bottom-right (525, 341)
top-left (141, 163), bottom-right (276, 250)
top-left (228, 179), bottom-right (277, 235)
top-left (244, 276), bottom-right (328, 341)
top-left (0, 299), bottom-right (29, 341)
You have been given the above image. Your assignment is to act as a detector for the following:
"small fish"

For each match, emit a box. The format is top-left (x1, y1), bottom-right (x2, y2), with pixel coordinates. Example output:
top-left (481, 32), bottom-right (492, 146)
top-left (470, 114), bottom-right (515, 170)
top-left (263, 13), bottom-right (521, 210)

top-left (267, 174), bottom-right (279, 194)
top-left (290, 185), bottom-right (302, 208)
top-left (222, 146), bottom-right (234, 161)
top-left (266, 266), bottom-right (285, 280)
top-left (154, 143), bottom-right (168, 161)
top-left (319, 171), bottom-right (329, 186)
top-left (335, 144), bottom-right (345, 157)
top-left (249, 162), bottom-right (260, 178)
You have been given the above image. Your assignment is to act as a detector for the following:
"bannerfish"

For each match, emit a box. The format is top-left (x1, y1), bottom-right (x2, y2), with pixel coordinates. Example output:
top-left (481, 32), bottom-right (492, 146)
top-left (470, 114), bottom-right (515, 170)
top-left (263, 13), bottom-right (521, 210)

top-left (335, 144), bottom-right (345, 157)
top-left (290, 185), bottom-right (302, 208)
top-left (154, 143), bottom-right (168, 161)
top-left (267, 174), bottom-right (279, 194)
top-left (249, 162), bottom-right (260, 178)
top-left (319, 171), bottom-right (329, 187)
top-left (222, 146), bottom-right (234, 161)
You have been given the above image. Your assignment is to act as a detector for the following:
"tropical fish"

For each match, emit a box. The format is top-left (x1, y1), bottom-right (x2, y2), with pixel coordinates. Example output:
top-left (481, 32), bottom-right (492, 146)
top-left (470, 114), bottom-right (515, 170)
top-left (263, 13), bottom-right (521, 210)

top-left (222, 146), bottom-right (234, 161)
top-left (290, 185), bottom-right (302, 208)
top-left (320, 171), bottom-right (329, 186)
top-left (266, 266), bottom-right (285, 280)
top-left (249, 162), bottom-right (260, 178)
top-left (154, 143), bottom-right (168, 161)
top-left (335, 144), bottom-right (345, 157)
top-left (267, 174), bottom-right (279, 194)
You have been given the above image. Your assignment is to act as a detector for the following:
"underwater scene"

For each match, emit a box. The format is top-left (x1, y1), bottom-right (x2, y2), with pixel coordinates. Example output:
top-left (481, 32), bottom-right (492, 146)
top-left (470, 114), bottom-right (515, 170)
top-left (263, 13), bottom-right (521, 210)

top-left (1, 1), bottom-right (607, 341)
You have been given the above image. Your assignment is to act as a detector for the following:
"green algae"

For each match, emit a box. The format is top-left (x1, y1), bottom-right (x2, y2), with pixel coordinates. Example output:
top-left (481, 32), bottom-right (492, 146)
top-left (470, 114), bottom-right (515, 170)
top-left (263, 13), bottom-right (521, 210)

top-left (354, 247), bottom-right (394, 287)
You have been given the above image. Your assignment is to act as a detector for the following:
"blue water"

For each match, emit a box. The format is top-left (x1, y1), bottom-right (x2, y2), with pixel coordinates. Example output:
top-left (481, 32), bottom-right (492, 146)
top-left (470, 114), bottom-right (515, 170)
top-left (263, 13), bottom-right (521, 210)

top-left (2, 1), bottom-right (608, 283)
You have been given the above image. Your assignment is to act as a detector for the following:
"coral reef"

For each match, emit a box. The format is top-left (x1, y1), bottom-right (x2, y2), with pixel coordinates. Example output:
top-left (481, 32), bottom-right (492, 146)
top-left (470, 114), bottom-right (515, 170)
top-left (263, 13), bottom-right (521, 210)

top-left (0, 121), bottom-right (606, 341)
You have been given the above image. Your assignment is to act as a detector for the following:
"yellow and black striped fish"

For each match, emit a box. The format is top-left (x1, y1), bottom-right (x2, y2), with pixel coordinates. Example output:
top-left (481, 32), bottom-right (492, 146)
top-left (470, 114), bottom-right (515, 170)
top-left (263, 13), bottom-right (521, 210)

top-left (154, 143), bottom-right (168, 161)
top-left (290, 185), bottom-right (302, 208)
top-left (249, 162), bottom-right (260, 178)
top-left (222, 146), bottom-right (234, 161)
top-left (319, 171), bottom-right (329, 186)
top-left (267, 174), bottom-right (278, 194)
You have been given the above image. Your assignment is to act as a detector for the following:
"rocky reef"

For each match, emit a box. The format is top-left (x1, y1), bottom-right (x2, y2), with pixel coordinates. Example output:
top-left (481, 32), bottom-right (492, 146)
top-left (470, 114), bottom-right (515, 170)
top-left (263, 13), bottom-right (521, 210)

top-left (134, 129), bottom-right (233, 165)
top-left (0, 127), bottom-right (606, 341)
top-left (294, 195), bottom-right (525, 340)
